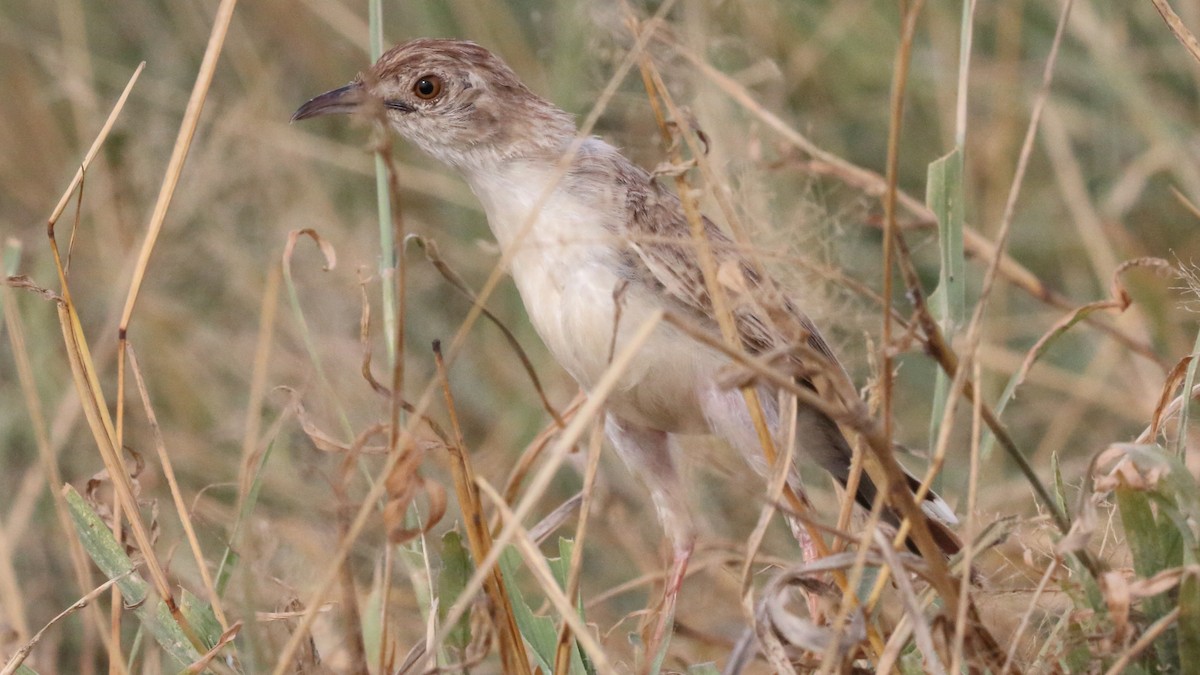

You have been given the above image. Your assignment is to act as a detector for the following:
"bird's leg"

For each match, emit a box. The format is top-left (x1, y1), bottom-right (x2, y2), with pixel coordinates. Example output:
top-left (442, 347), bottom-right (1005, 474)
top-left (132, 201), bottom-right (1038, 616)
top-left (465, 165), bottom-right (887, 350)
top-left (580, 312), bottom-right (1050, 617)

top-left (700, 385), bottom-right (827, 619)
top-left (604, 416), bottom-right (693, 668)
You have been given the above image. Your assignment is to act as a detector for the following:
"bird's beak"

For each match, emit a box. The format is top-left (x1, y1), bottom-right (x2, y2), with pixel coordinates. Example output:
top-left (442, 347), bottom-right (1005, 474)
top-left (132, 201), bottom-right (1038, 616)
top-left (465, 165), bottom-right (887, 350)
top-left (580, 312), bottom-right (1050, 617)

top-left (291, 83), bottom-right (363, 122)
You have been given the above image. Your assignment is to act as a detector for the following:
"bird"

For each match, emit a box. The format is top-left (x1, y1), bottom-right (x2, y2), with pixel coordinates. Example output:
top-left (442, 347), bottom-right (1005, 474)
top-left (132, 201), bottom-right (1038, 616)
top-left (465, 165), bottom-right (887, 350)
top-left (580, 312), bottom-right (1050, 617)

top-left (293, 37), bottom-right (959, 649)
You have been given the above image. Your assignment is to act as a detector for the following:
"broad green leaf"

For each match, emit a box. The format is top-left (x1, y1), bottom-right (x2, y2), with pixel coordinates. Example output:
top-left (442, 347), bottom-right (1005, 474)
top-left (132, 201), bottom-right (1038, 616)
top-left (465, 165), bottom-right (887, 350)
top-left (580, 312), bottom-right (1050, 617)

top-left (499, 547), bottom-right (558, 672)
top-left (438, 531), bottom-right (472, 651)
top-left (64, 486), bottom-right (204, 668)
top-left (180, 589), bottom-right (223, 650)
top-left (926, 148), bottom-right (965, 464)
top-left (1178, 571), bottom-right (1200, 666)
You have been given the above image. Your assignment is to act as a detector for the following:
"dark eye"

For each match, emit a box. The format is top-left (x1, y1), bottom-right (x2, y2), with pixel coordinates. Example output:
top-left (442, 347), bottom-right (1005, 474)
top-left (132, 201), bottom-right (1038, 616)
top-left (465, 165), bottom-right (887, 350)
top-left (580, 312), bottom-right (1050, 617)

top-left (413, 75), bottom-right (443, 100)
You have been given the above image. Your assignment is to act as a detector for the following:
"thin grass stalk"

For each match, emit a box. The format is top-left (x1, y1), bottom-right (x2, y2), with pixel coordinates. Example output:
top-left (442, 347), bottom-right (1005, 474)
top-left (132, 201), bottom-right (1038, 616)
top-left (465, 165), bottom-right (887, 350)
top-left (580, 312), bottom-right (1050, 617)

top-left (3, 250), bottom-right (106, 650)
top-left (1148, 0), bottom-right (1200, 65)
top-left (412, 312), bottom-right (662, 675)
top-left (117, 0), bottom-right (236, 327)
top-left (238, 265), bottom-right (280, 499)
top-left (125, 344), bottom-right (231, 633)
top-left (873, 530), bottom-right (946, 674)
top-left (112, 8), bottom-right (237, 655)
top-left (959, 0), bottom-right (1078, 523)
top-left (434, 343), bottom-right (532, 675)
top-left (881, 0), bottom-right (927, 454)
top-left (1103, 607), bottom-right (1182, 675)
top-left (280, 232), bottom-right (354, 437)
top-left (368, 0), bottom-right (398, 369)
top-left (475, 479), bottom-right (616, 675)
top-left (0, 572), bottom-right (129, 675)
top-left (553, 419), bottom-right (604, 675)
top-left (42, 60), bottom-right (191, 657)
top-left (950, 358), bottom-right (985, 672)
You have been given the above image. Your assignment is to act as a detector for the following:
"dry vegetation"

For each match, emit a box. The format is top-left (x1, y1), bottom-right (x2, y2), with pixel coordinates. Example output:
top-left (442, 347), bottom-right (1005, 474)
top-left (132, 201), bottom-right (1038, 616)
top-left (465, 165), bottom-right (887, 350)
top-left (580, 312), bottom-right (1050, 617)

top-left (2, 1), bottom-right (1200, 673)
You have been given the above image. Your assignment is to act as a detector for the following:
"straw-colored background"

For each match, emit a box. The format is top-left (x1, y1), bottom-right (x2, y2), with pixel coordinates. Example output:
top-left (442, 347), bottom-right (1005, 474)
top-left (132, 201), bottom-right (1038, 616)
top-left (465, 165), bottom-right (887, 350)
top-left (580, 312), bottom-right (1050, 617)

top-left (2, 0), bottom-right (1198, 671)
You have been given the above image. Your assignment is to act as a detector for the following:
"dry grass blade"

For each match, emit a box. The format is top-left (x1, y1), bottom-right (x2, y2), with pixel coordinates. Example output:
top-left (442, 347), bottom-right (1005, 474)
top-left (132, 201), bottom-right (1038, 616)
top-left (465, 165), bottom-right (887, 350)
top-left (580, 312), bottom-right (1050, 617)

top-left (434, 342), bottom-right (532, 675)
top-left (1013, 257), bottom-right (1172, 388)
top-left (46, 63), bottom-right (144, 227)
top-left (125, 342), bottom-right (231, 632)
top-left (52, 284), bottom-right (193, 645)
top-left (1103, 606), bottom-right (1182, 675)
top-left (412, 235), bottom-right (563, 426)
top-left (475, 478), bottom-right (616, 675)
top-left (423, 311), bottom-right (663, 674)
top-left (185, 621), bottom-right (243, 674)
top-left (552, 420), bottom-right (603, 675)
top-left (880, 0), bottom-right (927, 447)
top-left (2, 261), bottom-right (100, 645)
top-left (873, 531), bottom-right (945, 675)
top-left (0, 570), bottom-right (130, 675)
top-left (118, 0), bottom-right (238, 328)
top-left (1148, 0), bottom-right (1200, 64)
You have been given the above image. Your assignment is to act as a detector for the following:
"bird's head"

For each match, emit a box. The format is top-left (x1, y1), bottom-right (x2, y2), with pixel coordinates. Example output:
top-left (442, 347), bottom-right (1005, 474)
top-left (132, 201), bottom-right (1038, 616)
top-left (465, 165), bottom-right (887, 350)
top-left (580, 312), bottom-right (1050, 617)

top-left (293, 38), bottom-right (576, 171)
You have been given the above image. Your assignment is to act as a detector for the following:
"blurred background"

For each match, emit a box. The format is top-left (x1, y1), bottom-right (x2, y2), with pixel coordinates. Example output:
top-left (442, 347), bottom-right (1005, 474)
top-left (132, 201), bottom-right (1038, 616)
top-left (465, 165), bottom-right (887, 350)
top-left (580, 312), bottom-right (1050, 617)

top-left (2, 0), bottom-right (1199, 671)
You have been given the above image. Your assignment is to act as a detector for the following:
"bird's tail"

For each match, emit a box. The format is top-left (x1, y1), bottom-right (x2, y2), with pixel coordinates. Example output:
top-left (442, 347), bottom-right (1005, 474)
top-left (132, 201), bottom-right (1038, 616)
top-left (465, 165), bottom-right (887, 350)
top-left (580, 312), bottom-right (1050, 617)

top-left (796, 405), bottom-right (962, 556)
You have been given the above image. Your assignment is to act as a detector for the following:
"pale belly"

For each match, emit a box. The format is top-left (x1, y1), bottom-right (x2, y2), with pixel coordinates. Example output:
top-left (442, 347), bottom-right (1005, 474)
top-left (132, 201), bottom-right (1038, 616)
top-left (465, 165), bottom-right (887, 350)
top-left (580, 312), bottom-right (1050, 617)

top-left (508, 245), bottom-right (722, 434)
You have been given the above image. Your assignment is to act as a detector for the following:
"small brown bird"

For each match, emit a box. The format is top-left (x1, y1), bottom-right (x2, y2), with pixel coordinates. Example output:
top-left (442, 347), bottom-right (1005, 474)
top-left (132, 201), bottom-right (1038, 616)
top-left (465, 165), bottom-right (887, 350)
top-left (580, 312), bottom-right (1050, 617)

top-left (294, 38), bottom-right (958, 644)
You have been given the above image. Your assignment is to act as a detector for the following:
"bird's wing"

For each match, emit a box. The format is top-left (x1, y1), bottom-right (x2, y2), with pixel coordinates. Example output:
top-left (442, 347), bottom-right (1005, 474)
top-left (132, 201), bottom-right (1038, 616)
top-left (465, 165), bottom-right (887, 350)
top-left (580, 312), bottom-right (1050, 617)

top-left (615, 162), bottom-right (840, 372)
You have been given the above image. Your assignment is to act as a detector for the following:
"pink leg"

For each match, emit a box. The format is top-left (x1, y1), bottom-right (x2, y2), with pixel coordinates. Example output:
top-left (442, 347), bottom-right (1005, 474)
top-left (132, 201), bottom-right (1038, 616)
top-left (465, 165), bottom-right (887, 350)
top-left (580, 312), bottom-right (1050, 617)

top-left (701, 386), bottom-right (826, 619)
top-left (604, 416), bottom-right (694, 666)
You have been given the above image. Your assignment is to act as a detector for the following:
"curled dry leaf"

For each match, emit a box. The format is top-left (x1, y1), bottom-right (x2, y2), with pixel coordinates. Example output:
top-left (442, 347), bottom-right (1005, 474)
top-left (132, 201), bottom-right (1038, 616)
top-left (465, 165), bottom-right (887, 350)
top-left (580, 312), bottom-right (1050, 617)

top-left (4, 275), bottom-right (63, 302)
top-left (285, 391), bottom-right (391, 455)
top-left (382, 437), bottom-right (447, 543)
top-left (1014, 257), bottom-right (1173, 388)
top-left (1148, 355), bottom-right (1193, 441)
top-left (1093, 444), bottom-right (1170, 493)
top-left (756, 552), bottom-right (870, 659)
top-left (407, 233), bottom-right (564, 427)
top-left (83, 446), bottom-right (158, 556)
top-left (282, 228), bottom-right (337, 272)
top-left (384, 473), bottom-right (447, 544)
top-left (1102, 570), bottom-right (1133, 641)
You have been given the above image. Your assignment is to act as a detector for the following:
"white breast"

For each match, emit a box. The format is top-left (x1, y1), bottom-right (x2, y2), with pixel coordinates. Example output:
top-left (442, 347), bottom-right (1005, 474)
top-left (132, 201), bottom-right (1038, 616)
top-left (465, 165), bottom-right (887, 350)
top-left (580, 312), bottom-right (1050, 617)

top-left (464, 159), bottom-right (722, 433)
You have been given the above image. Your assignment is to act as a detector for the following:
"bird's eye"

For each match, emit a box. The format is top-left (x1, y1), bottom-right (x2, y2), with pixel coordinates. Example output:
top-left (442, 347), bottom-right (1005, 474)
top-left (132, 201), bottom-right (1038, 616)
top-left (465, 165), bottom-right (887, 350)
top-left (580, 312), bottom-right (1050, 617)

top-left (413, 75), bottom-right (443, 100)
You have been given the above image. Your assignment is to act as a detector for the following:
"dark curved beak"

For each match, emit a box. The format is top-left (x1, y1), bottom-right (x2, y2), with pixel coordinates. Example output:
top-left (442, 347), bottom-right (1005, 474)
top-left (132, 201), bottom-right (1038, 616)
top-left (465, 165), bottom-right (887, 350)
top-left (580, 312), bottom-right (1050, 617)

top-left (291, 83), bottom-right (363, 122)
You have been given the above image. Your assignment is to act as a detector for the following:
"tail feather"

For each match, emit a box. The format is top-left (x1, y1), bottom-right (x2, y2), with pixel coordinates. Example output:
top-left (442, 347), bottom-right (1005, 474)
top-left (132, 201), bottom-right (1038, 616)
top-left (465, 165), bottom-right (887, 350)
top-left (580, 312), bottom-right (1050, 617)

top-left (798, 406), bottom-right (962, 556)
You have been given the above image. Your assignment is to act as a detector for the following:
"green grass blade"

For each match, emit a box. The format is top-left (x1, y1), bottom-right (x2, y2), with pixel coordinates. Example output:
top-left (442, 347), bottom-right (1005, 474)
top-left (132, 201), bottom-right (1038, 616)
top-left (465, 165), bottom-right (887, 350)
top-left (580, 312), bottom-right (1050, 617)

top-left (438, 530), bottom-right (473, 651)
top-left (550, 538), bottom-right (590, 675)
top-left (926, 149), bottom-right (965, 467)
top-left (499, 546), bottom-right (556, 672)
top-left (215, 432), bottom-right (280, 596)
top-left (64, 486), bottom-right (205, 667)
top-left (1178, 570), bottom-right (1200, 666)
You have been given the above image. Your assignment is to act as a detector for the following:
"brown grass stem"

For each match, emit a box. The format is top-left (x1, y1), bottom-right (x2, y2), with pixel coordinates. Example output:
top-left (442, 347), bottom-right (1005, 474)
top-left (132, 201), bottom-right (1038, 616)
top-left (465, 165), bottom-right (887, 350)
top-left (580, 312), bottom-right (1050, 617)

top-left (434, 342), bottom-right (532, 675)
top-left (553, 419), bottom-right (604, 675)
top-left (126, 343), bottom-right (232, 632)
top-left (117, 0), bottom-right (237, 330)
